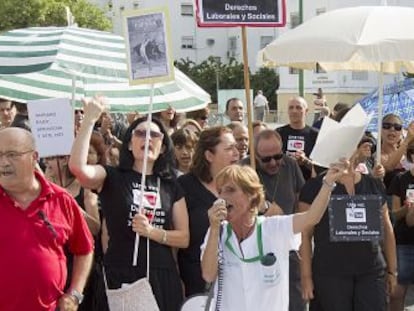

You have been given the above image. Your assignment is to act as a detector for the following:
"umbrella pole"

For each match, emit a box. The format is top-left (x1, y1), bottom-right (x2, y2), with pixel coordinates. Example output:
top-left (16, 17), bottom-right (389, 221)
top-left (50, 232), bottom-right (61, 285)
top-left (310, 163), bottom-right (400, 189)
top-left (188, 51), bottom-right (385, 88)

top-left (133, 83), bottom-right (155, 268)
top-left (376, 65), bottom-right (384, 165)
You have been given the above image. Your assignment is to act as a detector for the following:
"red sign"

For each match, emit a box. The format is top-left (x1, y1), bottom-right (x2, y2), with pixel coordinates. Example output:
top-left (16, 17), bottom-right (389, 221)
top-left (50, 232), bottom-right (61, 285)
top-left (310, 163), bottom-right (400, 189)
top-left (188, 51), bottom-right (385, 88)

top-left (195, 0), bottom-right (286, 27)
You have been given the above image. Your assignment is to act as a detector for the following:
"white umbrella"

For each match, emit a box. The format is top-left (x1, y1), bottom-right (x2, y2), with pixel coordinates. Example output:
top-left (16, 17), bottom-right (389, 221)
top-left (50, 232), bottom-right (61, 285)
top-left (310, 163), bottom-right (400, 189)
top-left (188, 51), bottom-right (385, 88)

top-left (0, 26), bottom-right (210, 113)
top-left (257, 5), bottom-right (414, 162)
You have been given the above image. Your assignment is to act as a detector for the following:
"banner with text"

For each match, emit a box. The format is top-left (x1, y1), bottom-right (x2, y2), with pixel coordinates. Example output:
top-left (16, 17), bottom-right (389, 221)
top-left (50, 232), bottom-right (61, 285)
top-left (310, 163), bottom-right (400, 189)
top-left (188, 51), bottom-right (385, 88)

top-left (196, 0), bottom-right (286, 27)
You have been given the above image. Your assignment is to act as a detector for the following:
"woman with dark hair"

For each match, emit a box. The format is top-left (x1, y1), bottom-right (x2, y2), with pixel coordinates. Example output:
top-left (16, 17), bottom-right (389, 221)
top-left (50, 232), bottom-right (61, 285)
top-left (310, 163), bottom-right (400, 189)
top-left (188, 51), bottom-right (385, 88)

top-left (177, 126), bottom-right (239, 297)
top-left (170, 128), bottom-right (198, 175)
top-left (186, 106), bottom-right (210, 129)
top-left (154, 105), bottom-right (180, 136)
top-left (381, 114), bottom-right (414, 191)
top-left (389, 143), bottom-right (414, 310)
top-left (69, 97), bottom-right (189, 311)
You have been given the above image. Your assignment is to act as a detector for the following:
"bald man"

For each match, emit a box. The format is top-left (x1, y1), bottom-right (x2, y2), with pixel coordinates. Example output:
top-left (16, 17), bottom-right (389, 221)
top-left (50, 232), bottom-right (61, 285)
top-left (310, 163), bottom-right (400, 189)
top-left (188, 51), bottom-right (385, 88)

top-left (0, 128), bottom-right (94, 311)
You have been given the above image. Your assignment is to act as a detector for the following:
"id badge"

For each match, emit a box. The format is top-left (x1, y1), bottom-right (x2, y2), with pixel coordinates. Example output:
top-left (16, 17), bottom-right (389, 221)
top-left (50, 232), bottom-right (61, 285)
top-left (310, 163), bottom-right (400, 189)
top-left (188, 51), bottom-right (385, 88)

top-left (260, 253), bottom-right (280, 286)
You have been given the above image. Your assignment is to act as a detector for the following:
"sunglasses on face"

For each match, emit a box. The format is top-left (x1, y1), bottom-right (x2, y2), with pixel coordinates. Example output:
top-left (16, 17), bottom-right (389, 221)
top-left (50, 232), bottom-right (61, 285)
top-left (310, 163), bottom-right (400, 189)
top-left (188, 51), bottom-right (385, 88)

top-left (259, 153), bottom-right (283, 163)
top-left (382, 122), bottom-right (402, 131)
top-left (133, 129), bottom-right (164, 139)
top-left (199, 116), bottom-right (208, 121)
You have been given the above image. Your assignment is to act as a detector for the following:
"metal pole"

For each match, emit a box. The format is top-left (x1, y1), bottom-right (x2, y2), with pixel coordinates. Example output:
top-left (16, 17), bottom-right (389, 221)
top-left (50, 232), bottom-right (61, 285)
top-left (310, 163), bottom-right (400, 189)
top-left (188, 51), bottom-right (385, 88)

top-left (298, 0), bottom-right (304, 97)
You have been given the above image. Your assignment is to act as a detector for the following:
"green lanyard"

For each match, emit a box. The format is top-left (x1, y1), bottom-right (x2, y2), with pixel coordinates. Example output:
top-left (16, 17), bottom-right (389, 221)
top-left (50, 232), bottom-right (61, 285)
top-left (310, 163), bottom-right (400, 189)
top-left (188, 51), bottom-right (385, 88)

top-left (225, 218), bottom-right (264, 263)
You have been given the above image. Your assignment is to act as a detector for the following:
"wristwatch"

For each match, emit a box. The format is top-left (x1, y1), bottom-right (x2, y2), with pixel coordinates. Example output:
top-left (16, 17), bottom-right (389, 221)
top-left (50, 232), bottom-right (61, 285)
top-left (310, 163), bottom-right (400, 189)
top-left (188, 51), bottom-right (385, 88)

top-left (68, 289), bottom-right (84, 305)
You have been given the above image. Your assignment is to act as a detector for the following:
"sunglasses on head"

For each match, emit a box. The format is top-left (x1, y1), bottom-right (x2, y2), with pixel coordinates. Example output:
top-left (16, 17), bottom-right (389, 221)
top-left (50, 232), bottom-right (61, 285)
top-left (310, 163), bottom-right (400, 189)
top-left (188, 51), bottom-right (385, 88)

top-left (382, 122), bottom-right (402, 131)
top-left (259, 153), bottom-right (283, 163)
top-left (133, 129), bottom-right (164, 139)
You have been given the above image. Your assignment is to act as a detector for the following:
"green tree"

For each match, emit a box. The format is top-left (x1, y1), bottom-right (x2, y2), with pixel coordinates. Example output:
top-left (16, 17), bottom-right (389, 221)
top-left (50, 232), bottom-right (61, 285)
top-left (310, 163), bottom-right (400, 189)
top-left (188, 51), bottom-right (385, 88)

top-left (0, 0), bottom-right (111, 32)
top-left (175, 56), bottom-right (279, 107)
top-left (251, 67), bottom-right (279, 110)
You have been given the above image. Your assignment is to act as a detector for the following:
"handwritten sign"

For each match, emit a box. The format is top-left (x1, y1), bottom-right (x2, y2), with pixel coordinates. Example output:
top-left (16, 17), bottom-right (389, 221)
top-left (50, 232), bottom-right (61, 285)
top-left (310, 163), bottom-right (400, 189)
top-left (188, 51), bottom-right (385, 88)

top-left (27, 98), bottom-right (74, 158)
top-left (328, 195), bottom-right (383, 242)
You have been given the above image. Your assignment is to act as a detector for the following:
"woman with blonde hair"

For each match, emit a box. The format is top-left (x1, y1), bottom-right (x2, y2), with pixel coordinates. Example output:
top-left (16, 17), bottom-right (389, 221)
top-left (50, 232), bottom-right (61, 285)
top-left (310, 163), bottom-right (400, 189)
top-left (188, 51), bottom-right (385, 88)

top-left (201, 162), bottom-right (349, 311)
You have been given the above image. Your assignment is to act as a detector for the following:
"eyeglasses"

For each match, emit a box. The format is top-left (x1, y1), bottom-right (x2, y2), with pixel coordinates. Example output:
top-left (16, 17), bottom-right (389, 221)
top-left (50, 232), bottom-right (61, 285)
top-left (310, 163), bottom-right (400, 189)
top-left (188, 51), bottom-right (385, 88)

top-left (0, 150), bottom-right (33, 161)
top-left (259, 153), bottom-right (283, 163)
top-left (382, 122), bottom-right (402, 131)
top-left (133, 129), bottom-right (164, 139)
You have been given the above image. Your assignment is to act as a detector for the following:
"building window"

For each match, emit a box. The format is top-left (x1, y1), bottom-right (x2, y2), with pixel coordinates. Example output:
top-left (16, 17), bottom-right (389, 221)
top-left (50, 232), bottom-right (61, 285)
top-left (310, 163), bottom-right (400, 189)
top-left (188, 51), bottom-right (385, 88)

top-left (316, 8), bottom-right (326, 16)
top-left (352, 71), bottom-right (368, 81)
top-left (260, 36), bottom-right (274, 49)
top-left (315, 63), bottom-right (326, 74)
top-left (290, 12), bottom-right (300, 28)
top-left (289, 67), bottom-right (300, 74)
top-left (181, 4), bottom-right (193, 16)
top-left (181, 36), bottom-right (194, 49)
top-left (228, 36), bottom-right (237, 50)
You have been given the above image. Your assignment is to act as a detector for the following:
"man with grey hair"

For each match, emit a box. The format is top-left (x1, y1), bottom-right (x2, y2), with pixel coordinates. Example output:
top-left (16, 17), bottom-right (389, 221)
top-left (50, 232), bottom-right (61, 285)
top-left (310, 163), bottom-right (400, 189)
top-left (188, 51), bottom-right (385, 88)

top-left (253, 129), bottom-right (306, 311)
top-left (0, 127), bottom-right (94, 311)
top-left (277, 96), bottom-right (319, 180)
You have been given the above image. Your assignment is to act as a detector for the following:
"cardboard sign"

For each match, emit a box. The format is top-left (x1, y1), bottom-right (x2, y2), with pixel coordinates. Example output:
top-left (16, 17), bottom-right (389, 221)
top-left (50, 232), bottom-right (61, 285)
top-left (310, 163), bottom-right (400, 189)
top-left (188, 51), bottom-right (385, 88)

top-left (195, 0), bottom-right (286, 27)
top-left (123, 7), bottom-right (174, 85)
top-left (27, 98), bottom-right (74, 158)
top-left (328, 195), bottom-right (383, 242)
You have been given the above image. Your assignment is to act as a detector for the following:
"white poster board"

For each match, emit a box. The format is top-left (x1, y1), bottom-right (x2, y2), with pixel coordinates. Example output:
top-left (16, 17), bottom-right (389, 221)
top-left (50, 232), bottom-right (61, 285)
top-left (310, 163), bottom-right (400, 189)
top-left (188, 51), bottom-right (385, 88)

top-left (27, 98), bottom-right (74, 158)
top-left (310, 104), bottom-right (371, 167)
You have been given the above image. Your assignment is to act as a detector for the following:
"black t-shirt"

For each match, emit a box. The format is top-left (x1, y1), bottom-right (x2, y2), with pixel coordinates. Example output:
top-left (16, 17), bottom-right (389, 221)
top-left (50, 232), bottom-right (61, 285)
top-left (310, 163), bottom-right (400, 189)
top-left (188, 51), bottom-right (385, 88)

top-left (99, 166), bottom-right (183, 287)
top-left (276, 124), bottom-right (318, 180)
top-left (177, 173), bottom-right (217, 296)
top-left (389, 171), bottom-right (414, 245)
top-left (299, 174), bottom-right (386, 275)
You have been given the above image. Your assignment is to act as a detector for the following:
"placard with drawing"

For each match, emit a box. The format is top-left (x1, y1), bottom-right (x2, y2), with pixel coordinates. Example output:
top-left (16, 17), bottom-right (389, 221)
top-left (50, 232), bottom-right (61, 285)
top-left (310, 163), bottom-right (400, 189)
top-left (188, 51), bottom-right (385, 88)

top-left (123, 7), bottom-right (174, 84)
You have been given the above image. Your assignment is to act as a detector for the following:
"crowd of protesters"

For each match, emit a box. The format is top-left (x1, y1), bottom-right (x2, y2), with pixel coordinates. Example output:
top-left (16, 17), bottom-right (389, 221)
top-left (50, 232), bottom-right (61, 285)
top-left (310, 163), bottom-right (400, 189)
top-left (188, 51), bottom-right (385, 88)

top-left (1, 93), bottom-right (414, 311)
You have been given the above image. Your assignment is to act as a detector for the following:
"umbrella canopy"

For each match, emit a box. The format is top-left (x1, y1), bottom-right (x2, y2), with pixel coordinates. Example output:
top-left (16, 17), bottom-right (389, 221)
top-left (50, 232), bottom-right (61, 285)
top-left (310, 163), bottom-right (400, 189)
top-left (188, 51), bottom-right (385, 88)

top-left (258, 6), bottom-right (414, 73)
top-left (359, 78), bottom-right (414, 132)
top-left (0, 26), bottom-right (210, 113)
top-left (257, 5), bottom-right (414, 163)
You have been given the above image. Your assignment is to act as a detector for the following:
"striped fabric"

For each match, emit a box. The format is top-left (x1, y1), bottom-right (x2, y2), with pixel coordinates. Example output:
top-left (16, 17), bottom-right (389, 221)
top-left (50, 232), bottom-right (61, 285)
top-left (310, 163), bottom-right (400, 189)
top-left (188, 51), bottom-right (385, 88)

top-left (0, 26), bottom-right (210, 113)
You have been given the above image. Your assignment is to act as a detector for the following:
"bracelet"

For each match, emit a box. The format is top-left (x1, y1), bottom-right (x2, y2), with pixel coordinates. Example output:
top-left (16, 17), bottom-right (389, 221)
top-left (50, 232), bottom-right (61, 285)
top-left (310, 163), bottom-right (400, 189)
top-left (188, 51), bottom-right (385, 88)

top-left (322, 176), bottom-right (337, 190)
top-left (387, 271), bottom-right (398, 277)
top-left (161, 229), bottom-right (168, 244)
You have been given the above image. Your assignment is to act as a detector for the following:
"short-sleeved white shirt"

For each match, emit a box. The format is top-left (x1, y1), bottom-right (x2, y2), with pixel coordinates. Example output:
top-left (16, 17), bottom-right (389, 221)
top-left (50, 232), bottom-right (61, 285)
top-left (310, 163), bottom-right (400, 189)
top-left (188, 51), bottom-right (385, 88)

top-left (253, 94), bottom-right (268, 107)
top-left (201, 215), bottom-right (301, 311)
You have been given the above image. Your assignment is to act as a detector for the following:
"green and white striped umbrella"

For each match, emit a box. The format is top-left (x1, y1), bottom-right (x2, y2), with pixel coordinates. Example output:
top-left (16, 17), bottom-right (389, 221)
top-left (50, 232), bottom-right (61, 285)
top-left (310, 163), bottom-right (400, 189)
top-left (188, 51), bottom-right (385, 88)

top-left (0, 26), bottom-right (210, 113)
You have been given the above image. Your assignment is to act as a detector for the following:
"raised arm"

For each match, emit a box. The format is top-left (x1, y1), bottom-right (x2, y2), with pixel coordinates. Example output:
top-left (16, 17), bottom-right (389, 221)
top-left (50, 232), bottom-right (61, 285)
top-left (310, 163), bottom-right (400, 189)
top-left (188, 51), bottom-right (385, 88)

top-left (69, 97), bottom-right (107, 190)
top-left (292, 159), bottom-right (349, 234)
top-left (382, 121), bottom-right (414, 171)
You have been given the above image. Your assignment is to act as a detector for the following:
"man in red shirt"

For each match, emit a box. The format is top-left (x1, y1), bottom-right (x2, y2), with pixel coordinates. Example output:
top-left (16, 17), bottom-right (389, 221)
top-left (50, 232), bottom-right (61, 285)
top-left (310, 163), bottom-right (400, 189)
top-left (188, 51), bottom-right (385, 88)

top-left (0, 127), bottom-right (94, 311)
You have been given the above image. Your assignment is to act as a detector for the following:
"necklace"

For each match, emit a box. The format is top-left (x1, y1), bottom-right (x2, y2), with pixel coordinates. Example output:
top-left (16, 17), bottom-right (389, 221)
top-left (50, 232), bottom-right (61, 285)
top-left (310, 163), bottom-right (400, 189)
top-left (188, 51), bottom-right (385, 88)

top-left (258, 170), bottom-right (279, 203)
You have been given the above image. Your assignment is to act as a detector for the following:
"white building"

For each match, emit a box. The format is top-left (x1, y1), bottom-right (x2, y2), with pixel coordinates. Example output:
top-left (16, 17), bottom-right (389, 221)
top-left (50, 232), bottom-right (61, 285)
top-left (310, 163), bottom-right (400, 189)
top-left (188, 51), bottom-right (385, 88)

top-left (90, 0), bottom-right (413, 122)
